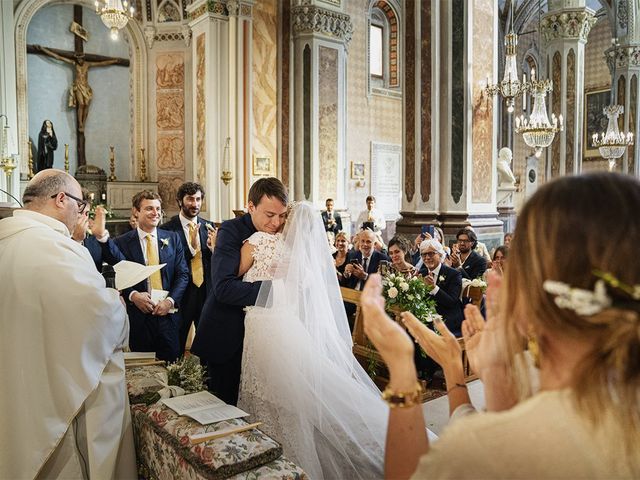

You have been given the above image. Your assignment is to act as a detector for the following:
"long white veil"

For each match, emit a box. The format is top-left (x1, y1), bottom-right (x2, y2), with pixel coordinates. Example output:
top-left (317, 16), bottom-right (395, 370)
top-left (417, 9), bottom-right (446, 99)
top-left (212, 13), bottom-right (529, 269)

top-left (251, 201), bottom-right (387, 479)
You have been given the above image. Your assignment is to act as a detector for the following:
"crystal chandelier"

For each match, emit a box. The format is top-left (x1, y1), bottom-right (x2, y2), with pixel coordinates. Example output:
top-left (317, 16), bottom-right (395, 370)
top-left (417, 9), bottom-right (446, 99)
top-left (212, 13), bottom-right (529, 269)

top-left (95, 0), bottom-right (135, 40)
top-left (485, 0), bottom-right (524, 113)
top-left (514, 75), bottom-right (563, 158)
top-left (592, 105), bottom-right (634, 170)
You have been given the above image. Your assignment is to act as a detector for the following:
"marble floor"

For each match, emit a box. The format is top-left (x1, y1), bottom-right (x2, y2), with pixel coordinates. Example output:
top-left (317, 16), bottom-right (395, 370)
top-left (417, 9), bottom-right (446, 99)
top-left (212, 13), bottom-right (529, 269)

top-left (422, 380), bottom-right (485, 435)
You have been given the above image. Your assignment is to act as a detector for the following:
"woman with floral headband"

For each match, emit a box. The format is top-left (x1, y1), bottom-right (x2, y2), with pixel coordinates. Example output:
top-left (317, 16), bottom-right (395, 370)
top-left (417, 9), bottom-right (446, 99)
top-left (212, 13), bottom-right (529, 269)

top-left (362, 172), bottom-right (640, 479)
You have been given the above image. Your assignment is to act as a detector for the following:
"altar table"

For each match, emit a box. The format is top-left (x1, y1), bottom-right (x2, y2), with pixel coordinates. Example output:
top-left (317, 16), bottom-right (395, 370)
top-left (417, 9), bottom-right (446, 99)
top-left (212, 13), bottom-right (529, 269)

top-left (126, 365), bottom-right (307, 479)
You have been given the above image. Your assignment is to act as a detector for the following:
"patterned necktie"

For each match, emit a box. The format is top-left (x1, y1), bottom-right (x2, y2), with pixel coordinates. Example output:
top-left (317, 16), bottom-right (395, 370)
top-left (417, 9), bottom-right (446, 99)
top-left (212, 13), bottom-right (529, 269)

top-left (146, 234), bottom-right (163, 291)
top-left (189, 223), bottom-right (204, 287)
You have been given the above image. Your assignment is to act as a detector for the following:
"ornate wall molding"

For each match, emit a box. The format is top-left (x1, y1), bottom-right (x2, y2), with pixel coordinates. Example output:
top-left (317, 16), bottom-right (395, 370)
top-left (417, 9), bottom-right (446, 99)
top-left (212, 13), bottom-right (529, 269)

top-left (187, 1), bottom-right (228, 21)
top-left (291, 5), bottom-right (353, 47)
top-left (541, 9), bottom-right (596, 43)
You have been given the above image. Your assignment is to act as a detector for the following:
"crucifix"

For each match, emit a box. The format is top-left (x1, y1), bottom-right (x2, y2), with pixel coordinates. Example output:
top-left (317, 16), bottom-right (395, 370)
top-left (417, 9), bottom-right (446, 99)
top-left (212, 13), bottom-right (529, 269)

top-left (27, 5), bottom-right (130, 168)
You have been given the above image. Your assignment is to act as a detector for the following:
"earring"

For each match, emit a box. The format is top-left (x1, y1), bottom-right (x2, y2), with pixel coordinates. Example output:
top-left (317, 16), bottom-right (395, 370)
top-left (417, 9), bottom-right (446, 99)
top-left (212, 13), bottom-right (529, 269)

top-left (527, 335), bottom-right (540, 369)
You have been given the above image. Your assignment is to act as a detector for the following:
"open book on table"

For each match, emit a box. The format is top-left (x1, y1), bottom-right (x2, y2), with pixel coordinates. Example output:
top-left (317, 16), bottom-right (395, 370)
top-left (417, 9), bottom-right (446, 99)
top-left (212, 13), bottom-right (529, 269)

top-left (161, 391), bottom-right (249, 425)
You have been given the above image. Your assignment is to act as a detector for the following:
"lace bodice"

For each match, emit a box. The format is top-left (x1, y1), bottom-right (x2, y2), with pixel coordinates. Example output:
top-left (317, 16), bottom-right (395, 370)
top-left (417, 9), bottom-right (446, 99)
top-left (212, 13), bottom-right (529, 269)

top-left (242, 231), bottom-right (283, 283)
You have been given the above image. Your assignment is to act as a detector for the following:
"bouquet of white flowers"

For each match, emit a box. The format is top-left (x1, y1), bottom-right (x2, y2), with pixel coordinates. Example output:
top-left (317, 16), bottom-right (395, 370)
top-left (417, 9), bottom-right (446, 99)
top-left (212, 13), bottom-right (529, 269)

top-left (381, 273), bottom-right (438, 325)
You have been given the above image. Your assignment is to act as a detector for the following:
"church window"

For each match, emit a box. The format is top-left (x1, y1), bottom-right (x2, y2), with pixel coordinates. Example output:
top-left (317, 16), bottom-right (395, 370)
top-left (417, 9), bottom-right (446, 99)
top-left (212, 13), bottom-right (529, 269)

top-left (368, 0), bottom-right (401, 95)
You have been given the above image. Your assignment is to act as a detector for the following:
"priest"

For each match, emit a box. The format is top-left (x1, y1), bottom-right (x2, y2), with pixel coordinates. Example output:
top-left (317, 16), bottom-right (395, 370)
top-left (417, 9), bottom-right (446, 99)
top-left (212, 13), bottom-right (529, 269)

top-left (0, 170), bottom-right (136, 479)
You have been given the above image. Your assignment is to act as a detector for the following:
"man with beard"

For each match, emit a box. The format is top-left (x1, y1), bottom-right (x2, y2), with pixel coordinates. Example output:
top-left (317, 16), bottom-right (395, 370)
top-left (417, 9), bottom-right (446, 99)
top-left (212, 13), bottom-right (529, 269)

top-left (160, 182), bottom-right (217, 355)
top-left (449, 227), bottom-right (487, 280)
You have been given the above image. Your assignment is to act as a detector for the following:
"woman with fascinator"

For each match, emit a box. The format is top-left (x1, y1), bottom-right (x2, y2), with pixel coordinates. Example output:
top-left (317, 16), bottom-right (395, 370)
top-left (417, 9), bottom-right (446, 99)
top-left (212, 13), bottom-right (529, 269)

top-left (235, 201), bottom-right (435, 479)
top-left (362, 172), bottom-right (640, 479)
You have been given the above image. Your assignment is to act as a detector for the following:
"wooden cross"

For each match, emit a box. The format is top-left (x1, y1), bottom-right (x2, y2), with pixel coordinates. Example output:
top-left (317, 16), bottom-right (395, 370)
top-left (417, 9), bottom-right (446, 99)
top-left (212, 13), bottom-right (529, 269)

top-left (27, 6), bottom-right (130, 168)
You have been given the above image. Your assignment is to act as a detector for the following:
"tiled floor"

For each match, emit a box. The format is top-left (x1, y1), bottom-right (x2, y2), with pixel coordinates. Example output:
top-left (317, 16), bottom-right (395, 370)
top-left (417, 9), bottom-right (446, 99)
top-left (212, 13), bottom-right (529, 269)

top-left (422, 380), bottom-right (485, 436)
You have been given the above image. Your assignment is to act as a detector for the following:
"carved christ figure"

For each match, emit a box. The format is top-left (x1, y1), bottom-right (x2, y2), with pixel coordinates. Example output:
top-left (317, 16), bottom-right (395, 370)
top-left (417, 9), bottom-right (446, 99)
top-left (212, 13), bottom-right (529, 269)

top-left (34, 45), bottom-right (121, 132)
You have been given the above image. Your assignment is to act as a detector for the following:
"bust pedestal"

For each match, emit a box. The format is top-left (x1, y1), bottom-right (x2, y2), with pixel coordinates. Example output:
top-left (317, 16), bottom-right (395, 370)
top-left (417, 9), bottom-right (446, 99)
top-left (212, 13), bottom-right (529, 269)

top-left (497, 184), bottom-right (517, 234)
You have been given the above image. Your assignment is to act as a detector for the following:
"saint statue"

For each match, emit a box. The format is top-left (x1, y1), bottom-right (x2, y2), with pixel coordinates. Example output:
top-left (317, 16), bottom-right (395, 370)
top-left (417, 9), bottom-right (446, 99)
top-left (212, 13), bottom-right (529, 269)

top-left (36, 120), bottom-right (58, 172)
top-left (497, 147), bottom-right (517, 187)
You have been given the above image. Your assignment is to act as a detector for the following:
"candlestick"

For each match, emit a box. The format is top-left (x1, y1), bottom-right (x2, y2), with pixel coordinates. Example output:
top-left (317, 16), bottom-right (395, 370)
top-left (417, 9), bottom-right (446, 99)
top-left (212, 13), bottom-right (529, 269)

top-left (27, 139), bottom-right (34, 179)
top-left (101, 192), bottom-right (107, 202)
top-left (140, 148), bottom-right (147, 182)
top-left (64, 144), bottom-right (69, 173)
top-left (108, 145), bottom-right (117, 181)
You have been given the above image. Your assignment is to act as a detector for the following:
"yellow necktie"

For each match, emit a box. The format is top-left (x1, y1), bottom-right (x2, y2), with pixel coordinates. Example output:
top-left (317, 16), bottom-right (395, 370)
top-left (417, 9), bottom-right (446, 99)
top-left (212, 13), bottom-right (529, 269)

top-left (189, 223), bottom-right (204, 287)
top-left (146, 234), bottom-right (163, 291)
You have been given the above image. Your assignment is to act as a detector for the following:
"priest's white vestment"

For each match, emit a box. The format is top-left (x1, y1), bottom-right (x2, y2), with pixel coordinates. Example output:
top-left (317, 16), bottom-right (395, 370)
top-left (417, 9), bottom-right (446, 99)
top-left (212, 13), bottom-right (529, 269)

top-left (0, 210), bottom-right (136, 479)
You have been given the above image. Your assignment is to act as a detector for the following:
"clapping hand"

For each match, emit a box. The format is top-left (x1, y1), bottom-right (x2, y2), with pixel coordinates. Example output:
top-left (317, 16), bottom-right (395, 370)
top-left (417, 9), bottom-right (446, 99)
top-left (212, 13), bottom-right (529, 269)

top-left (461, 270), bottom-right (507, 377)
top-left (92, 206), bottom-right (107, 238)
top-left (361, 274), bottom-right (414, 373)
top-left (206, 225), bottom-right (217, 251)
top-left (71, 213), bottom-right (89, 242)
top-left (400, 311), bottom-right (461, 372)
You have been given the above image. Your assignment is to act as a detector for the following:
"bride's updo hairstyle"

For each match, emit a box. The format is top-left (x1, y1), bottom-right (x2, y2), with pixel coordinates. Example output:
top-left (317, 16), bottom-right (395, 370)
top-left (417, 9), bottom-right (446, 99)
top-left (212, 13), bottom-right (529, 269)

top-left (501, 172), bottom-right (640, 470)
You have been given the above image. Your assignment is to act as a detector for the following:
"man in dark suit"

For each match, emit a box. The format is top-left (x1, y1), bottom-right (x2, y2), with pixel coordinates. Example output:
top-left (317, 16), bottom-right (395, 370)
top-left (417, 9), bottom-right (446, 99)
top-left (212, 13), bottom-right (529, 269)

top-left (450, 228), bottom-right (487, 280)
top-left (343, 229), bottom-right (390, 290)
top-left (191, 178), bottom-right (288, 405)
top-left (98, 191), bottom-right (189, 362)
top-left (160, 182), bottom-right (217, 356)
top-left (321, 198), bottom-right (342, 235)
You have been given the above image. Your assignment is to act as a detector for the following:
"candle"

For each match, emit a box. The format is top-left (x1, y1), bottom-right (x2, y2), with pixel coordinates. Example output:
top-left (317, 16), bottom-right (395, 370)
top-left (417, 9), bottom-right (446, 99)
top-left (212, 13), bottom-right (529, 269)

top-left (101, 192), bottom-right (106, 201)
top-left (89, 192), bottom-right (95, 202)
top-left (523, 74), bottom-right (527, 110)
top-left (531, 68), bottom-right (536, 81)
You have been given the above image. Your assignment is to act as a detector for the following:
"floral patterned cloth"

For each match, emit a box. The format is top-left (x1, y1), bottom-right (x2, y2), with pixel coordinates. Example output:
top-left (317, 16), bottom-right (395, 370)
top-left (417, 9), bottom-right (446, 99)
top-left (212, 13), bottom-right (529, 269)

top-left (126, 365), bottom-right (307, 479)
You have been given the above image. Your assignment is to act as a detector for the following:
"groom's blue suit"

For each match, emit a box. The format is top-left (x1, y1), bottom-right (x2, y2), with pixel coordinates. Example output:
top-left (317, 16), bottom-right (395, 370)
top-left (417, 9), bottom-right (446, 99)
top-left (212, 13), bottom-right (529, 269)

top-left (191, 214), bottom-right (268, 405)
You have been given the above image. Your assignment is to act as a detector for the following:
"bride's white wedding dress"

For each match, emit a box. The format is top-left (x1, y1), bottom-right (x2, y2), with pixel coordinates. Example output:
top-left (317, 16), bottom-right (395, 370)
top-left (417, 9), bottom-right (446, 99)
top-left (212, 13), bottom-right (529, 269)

top-left (238, 202), bottom-right (388, 479)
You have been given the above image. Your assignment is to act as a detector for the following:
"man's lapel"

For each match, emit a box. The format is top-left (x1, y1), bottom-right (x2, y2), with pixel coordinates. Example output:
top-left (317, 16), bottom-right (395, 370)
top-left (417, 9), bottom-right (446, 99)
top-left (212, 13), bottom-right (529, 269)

top-left (127, 230), bottom-right (145, 265)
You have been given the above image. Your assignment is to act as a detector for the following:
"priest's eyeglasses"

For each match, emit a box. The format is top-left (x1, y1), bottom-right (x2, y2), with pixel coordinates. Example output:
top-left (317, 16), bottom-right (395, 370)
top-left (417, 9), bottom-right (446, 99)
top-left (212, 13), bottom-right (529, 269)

top-left (51, 192), bottom-right (88, 213)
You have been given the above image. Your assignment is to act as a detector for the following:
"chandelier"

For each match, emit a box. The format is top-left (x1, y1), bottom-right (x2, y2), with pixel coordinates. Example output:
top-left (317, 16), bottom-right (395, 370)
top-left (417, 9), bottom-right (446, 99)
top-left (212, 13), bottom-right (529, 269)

top-left (95, 0), bottom-right (135, 40)
top-left (592, 105), bottom-right (634, 170)
top-left (514, 75), bottom-right (563, 158)
top-left (485, 1), bottom-right (524, 113)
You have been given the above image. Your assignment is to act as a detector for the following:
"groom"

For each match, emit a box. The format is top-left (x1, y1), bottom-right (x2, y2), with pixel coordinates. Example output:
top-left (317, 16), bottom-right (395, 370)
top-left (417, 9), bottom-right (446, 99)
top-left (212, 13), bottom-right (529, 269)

top-left (191, 177), bottom-right (288, 405)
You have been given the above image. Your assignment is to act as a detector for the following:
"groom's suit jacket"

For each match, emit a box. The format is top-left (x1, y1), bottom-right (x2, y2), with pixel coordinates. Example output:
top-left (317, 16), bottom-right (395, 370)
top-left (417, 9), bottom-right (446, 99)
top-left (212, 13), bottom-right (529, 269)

top-left (191, 214), bottom-right (266, 364)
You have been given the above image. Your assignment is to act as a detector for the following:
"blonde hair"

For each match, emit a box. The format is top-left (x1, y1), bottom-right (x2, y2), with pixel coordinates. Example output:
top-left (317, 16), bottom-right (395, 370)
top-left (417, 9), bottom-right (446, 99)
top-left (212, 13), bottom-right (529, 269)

top-left (501, 173), bottom-right (640, 472)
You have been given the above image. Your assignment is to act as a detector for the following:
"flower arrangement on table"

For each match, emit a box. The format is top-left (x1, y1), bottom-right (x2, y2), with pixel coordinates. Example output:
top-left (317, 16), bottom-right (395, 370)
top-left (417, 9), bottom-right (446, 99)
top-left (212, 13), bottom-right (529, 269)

top-left (166, 355), bottom-right (208, 394)
top-left (381, 273), bottom-right (438, 326)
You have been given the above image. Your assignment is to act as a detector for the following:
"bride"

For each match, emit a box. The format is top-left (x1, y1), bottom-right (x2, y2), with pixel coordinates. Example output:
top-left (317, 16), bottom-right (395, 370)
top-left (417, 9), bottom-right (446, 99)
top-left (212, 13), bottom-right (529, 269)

top-left (236, 202), bottom-right (407, 479)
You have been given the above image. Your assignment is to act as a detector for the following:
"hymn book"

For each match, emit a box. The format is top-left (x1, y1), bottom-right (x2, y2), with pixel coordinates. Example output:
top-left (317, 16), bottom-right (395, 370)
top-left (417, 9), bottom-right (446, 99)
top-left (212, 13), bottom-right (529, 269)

top-left (161, 391), bottom-right (249, 425)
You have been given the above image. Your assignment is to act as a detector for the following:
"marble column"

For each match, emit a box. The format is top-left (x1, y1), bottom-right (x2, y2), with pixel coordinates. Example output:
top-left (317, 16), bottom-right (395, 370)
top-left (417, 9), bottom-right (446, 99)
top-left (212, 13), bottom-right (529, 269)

top-left (541, 1), bottom-right (596, 177)
top-left (289, 2), bottom-right (352, 206)
top-left (187, 0), bottom-right (254, 220)
top-left (604, 0), bottom-right (640, 177)
top-left (0, 1), bottom-right (19, 202)
top-left (397, 0), bottom-right (503, 248)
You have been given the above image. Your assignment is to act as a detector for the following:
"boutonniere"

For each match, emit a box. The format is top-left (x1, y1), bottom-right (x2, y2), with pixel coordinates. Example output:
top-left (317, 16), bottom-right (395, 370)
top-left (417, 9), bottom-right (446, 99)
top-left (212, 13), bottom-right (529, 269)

top-left (160, 238), bottom-right (170, 250)
top-left (439, 275), bottom-right (445, 282)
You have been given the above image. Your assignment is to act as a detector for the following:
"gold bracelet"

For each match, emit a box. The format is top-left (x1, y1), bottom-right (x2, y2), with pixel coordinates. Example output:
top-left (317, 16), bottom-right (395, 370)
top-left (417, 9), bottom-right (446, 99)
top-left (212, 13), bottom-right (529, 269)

top-left (381, 382), bottom-right (424, 408)
top-left (446, 383), bottom-right (467, 394)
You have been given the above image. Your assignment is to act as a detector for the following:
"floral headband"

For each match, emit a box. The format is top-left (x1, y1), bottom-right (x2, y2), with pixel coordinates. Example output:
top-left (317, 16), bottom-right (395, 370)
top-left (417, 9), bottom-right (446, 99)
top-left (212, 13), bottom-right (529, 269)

top-left (543, 271), bottom-right (640, 317)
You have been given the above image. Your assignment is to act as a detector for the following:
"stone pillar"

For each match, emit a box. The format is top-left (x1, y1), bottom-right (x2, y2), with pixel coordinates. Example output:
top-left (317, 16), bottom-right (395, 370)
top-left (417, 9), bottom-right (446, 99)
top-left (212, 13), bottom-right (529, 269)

top-left (0, 1), bottom-right (20, 202)
top-left (541, 1), bottom-right (596, 177)
top-left (187, 0), bottom-right (254, 220)
top-left (604, 0), bottom-right (640, 177)
top-left (397, 0), bottom-right (503, 248)
top-left (289, 3), bottom-right (352, 206)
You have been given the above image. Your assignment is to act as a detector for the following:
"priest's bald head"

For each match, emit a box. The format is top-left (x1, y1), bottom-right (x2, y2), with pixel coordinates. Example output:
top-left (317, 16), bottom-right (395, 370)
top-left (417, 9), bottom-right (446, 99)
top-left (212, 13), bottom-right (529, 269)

top-left (22, 169), bottom-right (86, 234)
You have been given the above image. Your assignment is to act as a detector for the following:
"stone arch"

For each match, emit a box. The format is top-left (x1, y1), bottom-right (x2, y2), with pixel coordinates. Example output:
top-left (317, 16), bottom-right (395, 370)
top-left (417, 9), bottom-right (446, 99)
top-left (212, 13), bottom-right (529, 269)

top-left (14, 0), bottom-right (148, 176)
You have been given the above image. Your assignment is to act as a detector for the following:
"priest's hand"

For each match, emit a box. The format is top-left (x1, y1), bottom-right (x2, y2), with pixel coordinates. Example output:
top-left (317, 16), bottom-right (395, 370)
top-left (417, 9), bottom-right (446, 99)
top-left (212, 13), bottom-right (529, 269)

top-left (131, 291), bottom-right (155, 314)
top-left (152, 299), bottom-right (172, 316)
top-left (92, 206), bottom-right (107, 238)
top-left (72, 213), bottom-right (89, 243)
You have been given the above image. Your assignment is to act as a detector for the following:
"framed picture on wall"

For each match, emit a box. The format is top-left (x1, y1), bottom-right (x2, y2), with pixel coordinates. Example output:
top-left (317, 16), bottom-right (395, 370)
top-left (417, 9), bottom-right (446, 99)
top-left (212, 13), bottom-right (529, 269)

top-left (584, 88), bottom-right (611, 158)
top-left (252, 154), bottom-right (272, 176)
top-left (351, 161), bottom-right (365, 179)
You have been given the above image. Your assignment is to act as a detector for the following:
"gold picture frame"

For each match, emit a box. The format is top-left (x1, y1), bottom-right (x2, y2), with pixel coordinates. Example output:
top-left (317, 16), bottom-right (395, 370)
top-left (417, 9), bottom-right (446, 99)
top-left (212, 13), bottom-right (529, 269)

top-left (351, 161), bottom-right (365, 179)
top-left (252, 154), bottom-right (272, 176)
top-left (584, 88), bottom-right (611, 159)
